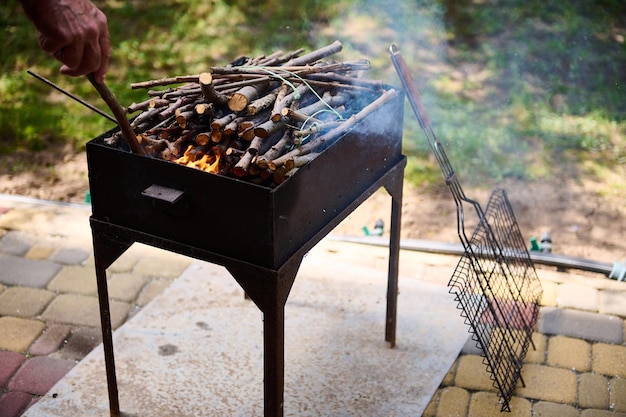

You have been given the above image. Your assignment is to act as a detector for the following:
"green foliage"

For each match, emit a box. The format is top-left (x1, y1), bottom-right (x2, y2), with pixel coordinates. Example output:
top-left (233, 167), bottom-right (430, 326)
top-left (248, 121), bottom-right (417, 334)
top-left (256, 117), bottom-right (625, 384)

top-left (1, 0), bottom-right (623, 189)
top-left (423, 0), bottom-right (626, 183)
top-left (0, 0), bottom-right (342, 152)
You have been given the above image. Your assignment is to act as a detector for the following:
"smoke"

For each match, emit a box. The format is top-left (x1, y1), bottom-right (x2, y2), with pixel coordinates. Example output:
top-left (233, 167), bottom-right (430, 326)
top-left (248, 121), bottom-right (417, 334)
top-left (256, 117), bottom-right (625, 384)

top-left (312, 0), bottom-right (626, 185)
top-left (317, 0), bottom-right (448, 82)
top-left (310, 0), bottom-right (450, 167)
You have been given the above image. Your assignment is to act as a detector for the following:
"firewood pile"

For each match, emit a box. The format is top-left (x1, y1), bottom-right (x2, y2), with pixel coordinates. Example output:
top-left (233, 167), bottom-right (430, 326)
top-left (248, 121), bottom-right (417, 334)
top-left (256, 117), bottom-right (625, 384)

top-left (104, 40), bottom-right (398, 186)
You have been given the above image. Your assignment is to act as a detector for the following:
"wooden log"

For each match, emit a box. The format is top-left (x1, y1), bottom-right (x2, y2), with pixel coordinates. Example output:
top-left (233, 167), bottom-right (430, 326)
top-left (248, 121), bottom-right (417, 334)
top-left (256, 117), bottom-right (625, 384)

top-left (145, 124), bottom-right (181, 140)
top-left (306, 72), bottom-right (385, 90)
top-left (293, 121), bottom-right (343, 138)
top-left (210, 129), bottom-right (223, 143)
top-left (176, 110), bottom-right (195, 129)
top-left (232, 151), bottom-right (254, 177)
top-left (195, 131), bottom-right (211, 146)
top-left (283, 40), bottom-right (343, 66)
top-left (275, 48), bottom-right (306, 64)
top-left (137, 134), bottom-right (168, 153)
top-left (269, 84), bottom-right (289, 119)
top-left (158, 97), bottom-right (193, 121)
top-left (271, 164), bottom-right (292, 185)
top-left (211, 112), bottom-right (238, 130)
top-left (133, 120), bottom-right (157, 133)
top-left (226, 147), bottom-right (245, 156)
top-left (295, 91), bottom-right (351, 118)
top-left (270, 88), bottom-right (398, 168)
top-left (253, 50), bottom-right (283, 66)
top-left (254, 118), bottom-right (286, 139)
top-left (228, 83), bottom-right (270, 112)
top-left (280, 108), bottom-right (322, 125)
top-left (246, 87), bottom-right (280, 115)
top-left (211, 75), bottom-right (272, 93)
top-left (271, 152), bottom-right (316, 173)
top-left (255, 131), bottom-right (292, 169)
top-left (165, 132), bottom-right (192, 158)
top-left (212, 49), bottom-right (304, 75)
top-left (237, 110), bottom-right (271, 140)
top-left (224, 116), bottom-right (246, 136)
top-left (247, 128), bottom-right (284, 157)
top-left (194, 102), bottom-right (213, 116)
top-left (127, 97), bottom-right (153, 113)
top-left (239, 125), bottom-right (256, 141)
top-left (130, 107), bottom-right (160, 128)
top-left (130, 75), bottom-right (199, 90)
top-left (163, 86), bottom-right (202, 100)
top-left (247, 54), bottom-right (267, 66)
top-left (199, 72), bottom-right (229, 106)
top-left (270, 83), bottom-right (309, 122)
top-left (246, 135), bottom-right (264, 155)
top-left (210, 141), bottom-right (231, 165)
top-left (292, 152), bottom-right (319, 167)
top-left (209, 60), bottom-right (368, 79)
top-left (149, 98), bottom-right (171, 109)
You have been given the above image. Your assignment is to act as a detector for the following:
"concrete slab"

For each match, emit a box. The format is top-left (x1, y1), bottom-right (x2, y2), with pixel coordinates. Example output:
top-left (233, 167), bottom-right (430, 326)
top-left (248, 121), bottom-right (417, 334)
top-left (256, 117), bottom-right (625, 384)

top-left (24, 240), bottom-right (468, 417)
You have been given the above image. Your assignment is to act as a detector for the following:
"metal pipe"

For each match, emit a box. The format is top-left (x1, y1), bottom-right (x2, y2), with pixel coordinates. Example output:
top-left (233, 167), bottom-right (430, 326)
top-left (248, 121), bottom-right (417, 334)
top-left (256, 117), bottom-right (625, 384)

top-left (27, 70), bottom-right (117, 123)
top-left (327, 234), bottom-right (624, 279)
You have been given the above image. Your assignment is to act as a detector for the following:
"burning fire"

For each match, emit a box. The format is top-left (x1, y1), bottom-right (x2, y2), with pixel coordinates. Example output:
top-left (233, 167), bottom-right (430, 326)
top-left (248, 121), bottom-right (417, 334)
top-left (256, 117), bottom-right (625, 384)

top-left (175, 145), bottom-right (221, 173)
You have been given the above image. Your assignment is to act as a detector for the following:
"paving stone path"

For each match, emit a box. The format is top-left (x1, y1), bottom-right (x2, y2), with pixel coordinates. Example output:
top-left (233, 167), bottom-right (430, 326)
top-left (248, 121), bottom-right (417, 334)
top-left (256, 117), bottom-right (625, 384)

top-left (0, 197), bottom-right (625, 417)
top-left (0, 201), bottom-right (192, 417)
top-left (424, 265), bottom-right (626, 417)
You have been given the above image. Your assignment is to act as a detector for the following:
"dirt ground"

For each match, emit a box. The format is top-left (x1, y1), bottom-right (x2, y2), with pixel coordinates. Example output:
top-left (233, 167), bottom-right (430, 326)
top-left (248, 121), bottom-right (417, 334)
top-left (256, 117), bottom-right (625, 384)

top-left (1, 142), bottom-right (624, 267)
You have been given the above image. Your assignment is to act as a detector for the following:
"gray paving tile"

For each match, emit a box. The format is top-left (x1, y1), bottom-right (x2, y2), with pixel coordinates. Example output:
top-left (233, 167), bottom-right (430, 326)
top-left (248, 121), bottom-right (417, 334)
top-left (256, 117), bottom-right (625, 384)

top-left (538, 307), bottom-right (624, 344)
top-left (50, 247), bottom-right (90, 265)
top-left (0, 231), bottom-right (33, 256)
top-left (0, 254), bottom-right (62, 288)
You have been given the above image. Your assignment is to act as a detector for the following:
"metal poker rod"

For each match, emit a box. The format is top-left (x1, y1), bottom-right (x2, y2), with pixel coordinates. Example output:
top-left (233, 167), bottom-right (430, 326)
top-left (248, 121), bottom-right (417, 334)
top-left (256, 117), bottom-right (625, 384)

top-left (26, 69), bottom-right (117, 124)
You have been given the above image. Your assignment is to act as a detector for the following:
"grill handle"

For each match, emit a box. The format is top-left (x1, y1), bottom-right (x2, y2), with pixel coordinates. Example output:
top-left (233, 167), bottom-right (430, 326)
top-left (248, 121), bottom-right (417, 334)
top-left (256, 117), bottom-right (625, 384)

top-left (141, 184), bottom-right (185, 205)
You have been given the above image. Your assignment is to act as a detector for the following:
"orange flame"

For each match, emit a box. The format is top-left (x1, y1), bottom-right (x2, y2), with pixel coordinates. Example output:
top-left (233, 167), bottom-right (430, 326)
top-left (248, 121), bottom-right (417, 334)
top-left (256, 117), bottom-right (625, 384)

top-left (175, 145), bottom-right (220, 174)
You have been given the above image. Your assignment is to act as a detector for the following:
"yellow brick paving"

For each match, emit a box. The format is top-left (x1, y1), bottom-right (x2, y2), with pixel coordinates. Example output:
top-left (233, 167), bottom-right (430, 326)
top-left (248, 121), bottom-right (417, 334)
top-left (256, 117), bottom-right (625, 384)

top-left (424, 268), bottom-right (626, 417)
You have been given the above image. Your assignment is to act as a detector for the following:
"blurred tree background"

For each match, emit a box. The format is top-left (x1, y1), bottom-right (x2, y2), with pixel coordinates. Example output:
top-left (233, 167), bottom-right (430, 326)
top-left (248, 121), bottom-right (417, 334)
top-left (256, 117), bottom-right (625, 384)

top-left (1, 0), bottom-right (624, 189)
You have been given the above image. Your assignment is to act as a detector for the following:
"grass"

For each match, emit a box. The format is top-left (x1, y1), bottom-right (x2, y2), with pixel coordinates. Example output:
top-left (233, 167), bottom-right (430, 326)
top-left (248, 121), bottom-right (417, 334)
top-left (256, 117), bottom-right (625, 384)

top-left (1, 0), bottom-right (624, 189)
top-left (434, 0), bottom-right (626, 185)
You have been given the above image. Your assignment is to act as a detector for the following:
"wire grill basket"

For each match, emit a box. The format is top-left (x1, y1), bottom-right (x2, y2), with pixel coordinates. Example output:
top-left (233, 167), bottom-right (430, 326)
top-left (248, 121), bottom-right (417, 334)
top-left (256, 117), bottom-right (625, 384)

top-left (390, 45), bottom-right (543, 412)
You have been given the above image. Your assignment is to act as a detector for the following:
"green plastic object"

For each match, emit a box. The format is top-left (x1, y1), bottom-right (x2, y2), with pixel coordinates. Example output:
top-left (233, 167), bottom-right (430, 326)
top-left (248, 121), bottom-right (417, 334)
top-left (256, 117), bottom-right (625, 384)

top-left (529, 237), bottom-right (540, 252)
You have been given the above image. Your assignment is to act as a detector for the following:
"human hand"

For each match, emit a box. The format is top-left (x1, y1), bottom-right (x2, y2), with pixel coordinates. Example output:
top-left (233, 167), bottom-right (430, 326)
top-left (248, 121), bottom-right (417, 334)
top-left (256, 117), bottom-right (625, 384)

top-left (21, 0), bottom-right (111, 83)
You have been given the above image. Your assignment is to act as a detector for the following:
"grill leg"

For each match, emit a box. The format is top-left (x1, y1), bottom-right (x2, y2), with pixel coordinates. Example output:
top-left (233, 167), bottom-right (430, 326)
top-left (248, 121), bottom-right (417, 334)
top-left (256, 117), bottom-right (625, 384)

top-left (264, 303), bottom-right (285, 417)
top-left (226, 260), bottom-right (301, 417)
top-left (91, 223), bottom-right (131, 417)
top-left (385, 168), bottom-right (404, 348)
top-left (95, 262), bottom-right (121, 417)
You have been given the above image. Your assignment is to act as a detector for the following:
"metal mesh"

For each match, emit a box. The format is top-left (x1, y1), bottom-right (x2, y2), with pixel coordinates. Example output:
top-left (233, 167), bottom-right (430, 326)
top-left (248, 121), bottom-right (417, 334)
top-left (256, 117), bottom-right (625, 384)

top-left (390, 45), bottom-right (543, 412)
top-left (448, 188), bottom-right (543, 411)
